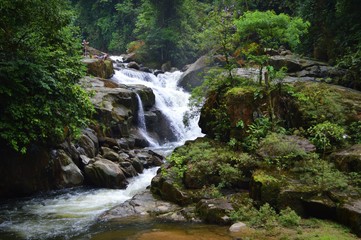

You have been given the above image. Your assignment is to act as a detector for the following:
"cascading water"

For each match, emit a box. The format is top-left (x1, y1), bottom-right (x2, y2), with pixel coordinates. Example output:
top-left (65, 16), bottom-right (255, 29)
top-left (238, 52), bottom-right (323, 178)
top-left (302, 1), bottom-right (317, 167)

top-left (0, 58), bottom-right (204, 240)
top-left (112, 68), bottom-right (203, 150)
top-left (134, 93), bottom-right (159, 147)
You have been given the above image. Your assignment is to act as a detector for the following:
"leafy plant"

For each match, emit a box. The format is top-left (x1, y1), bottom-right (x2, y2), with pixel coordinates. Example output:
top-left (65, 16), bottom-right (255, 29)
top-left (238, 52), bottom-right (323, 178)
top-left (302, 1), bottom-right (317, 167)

top-left (279, 207), bottom-right (301, 228)
top-left (307, 121), bottom-right (345, 153)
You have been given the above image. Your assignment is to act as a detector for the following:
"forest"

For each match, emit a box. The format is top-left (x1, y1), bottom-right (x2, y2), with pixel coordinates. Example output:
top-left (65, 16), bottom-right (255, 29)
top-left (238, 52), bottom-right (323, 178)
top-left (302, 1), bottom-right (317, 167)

top-left (2, 0), bottom-right (361, 239)
top-left (0, 0), bottom-right (360, 152)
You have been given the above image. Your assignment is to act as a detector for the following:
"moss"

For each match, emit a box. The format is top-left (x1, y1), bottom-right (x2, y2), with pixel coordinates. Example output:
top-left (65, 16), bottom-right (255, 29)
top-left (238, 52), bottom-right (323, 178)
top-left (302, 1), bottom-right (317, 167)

top-left (226, 85), bottom-right (260, 97)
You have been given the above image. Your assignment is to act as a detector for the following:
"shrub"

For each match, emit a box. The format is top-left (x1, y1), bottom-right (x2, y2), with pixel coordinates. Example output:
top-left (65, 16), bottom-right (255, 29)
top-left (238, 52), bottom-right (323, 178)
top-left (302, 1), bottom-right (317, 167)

top-left (279, 207), bottom-right (301, 228)
top-left (307, 121), bottom-right (345, 152)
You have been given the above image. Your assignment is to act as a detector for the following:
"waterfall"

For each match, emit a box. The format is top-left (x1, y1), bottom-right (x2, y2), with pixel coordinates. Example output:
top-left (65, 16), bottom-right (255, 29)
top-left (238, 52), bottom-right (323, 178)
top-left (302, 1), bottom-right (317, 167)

top-left (112, 68), bottom-right (203, 149)
top-left (135, 93), bottom-right (159, 147)
top-left (0, 59), bottom-right (204, 240)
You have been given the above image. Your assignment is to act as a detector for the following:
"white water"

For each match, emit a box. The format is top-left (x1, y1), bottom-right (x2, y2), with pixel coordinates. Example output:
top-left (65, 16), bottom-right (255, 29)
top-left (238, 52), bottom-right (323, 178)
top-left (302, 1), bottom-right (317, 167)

top-left (0, 168), bottom-right (158, 239)
top-left (0, 60), bottom-right (204, 239)
top-left (112, 68), bottom-right (203, 148)
top-left (135, 93), bottom-right (159, 147)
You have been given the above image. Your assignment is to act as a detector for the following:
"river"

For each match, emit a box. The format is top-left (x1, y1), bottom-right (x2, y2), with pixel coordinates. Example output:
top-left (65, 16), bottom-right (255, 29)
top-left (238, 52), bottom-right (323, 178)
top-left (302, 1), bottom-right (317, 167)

top-left (0, 59), bottom-right (227, 240)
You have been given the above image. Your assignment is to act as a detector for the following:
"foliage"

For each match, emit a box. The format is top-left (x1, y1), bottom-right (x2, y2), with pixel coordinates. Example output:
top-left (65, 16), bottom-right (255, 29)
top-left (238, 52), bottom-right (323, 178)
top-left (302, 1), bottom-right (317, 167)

top-left (347, 121), bottom-right (361, 144)
top-left (258, 133), bottom-right (308, 170)
top-left (293, 156), bottom-right (349, 192)
top-left (290, 83), bottom-right (345, 126)
top-left (231, 200), bottom-right (301, 230)
top-left (0, 0), bottom-right (93, 153)
top-left (166, 138), bottom-right (254, 189)
top-left (243, 117), bottom-right (286, 151)
top-left (307, 121), bottom-right (345, 152)
top-left (234, 10), bottom-right (310, 51)
top-left (279, 207), bottom-right (301, 228)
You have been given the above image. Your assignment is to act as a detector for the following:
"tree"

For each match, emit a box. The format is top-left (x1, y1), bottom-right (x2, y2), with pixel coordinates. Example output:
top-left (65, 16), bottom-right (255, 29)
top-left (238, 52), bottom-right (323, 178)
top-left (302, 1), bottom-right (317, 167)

top-left (0, 0), bottom-right (93, 153)
top-left (234, 10), bottom-right (309, 123)
top-left (234, 10), bottom-right (309, 83)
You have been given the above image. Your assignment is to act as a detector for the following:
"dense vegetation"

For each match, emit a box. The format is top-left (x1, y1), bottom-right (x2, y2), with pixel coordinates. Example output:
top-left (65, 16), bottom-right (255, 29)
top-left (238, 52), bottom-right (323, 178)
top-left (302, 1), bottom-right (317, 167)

top-left (71, 0), bottom-right (360, 81)
top-left (0, 0), bottom-right (93, 153)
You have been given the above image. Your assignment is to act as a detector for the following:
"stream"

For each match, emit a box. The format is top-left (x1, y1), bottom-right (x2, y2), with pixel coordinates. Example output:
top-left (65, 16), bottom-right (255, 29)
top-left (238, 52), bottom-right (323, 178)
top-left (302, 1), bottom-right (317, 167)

top-left (0, 59), bottom-right (233, 240)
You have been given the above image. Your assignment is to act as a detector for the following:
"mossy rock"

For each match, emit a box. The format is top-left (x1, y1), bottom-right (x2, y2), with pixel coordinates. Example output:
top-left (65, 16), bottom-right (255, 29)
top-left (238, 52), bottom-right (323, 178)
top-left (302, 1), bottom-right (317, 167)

top-left (329, 144), bottom-right (361, 172)
top-left (250, 170), bottom-right (283, 207)
top-left (196, 198), bottom-right (234, 225)
top-left (82, 59), bottom-right (114, 79)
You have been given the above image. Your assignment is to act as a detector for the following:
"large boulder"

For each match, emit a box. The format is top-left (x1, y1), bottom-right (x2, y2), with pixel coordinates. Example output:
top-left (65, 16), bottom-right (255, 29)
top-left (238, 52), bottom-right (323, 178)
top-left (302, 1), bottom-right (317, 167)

top-left (196, 198), bottom-right (234, 225)
top-left (82, 58), bottom-right (114, 79)
top-left (178, 55), bottom-right (213, 92)
top-left (84, 158), bottom-right (128, 189)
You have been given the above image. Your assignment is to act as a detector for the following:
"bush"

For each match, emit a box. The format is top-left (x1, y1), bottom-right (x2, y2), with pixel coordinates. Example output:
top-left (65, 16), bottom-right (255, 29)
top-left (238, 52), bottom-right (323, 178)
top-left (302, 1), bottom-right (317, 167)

top-left (279, 207), bottom-right (301, 228)
top-left (307, 121), bottom-right (345, 152)
top-left (258, 133), bottom-right (308, 170)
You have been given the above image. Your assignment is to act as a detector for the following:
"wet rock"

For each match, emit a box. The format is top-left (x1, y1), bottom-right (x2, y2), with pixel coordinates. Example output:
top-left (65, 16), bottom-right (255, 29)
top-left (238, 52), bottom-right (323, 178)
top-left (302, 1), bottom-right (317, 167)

top-left (120, 161), bottom-right (138, 178)
top-left (80, 154), bottom-right (91, 166)
top-left (196, 198), bottom-right (234, 225)
top-left (58, 140), bottom-right (80, 166)
top-left (99, 137), bottom-right (119, 149)
top-left (154, 70), bottom-right (164, 76)
top-left (84, 157), bottom-right (127, 189)
top-left (127, 158), bottom-right (144, 174)
top-left (98, 190), bottom-right (184, 222)
top-left (161, 61), bottom-right (172, 72)
top-left (128, 61), bottom-right (140, 70)
top-left (101, 147), bottom-right (119, 162)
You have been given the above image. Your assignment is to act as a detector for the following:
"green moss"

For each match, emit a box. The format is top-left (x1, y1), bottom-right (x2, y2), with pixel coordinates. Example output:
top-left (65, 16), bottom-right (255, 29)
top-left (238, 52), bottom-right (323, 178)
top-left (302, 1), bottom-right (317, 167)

top-left (226, 85), bottom-right (260, 97)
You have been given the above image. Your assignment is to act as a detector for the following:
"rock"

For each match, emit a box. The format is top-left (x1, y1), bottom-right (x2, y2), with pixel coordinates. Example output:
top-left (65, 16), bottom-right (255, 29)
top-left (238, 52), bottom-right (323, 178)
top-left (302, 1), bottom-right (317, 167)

top-left (140, 66), bottom-right (152, 73)
top-left (119, 161), bottom-right (138, 178)
top-left (80, 154), bottom-right (91, 166)
top-left (134, 85), bottom-right (156, 110)
top-left (82, 128), bottom-right (99, 154)
top-left (82, 58), bottom-right (114, 79)
top-left (98, 190), bottom-right (185, 222)
top-left (101, 147), bottom-right (119, 161)
top-left (58, 140), bottom-right (81, 166)
top-left (56, 150), bottom-right (84, 187)
top-left (84, 158), bottom-right (127, 189)
top-left (229, 222), bottom-right (247, 232)
top-left (268, 54), bottom-right (328, 73)
top-left (77, 134), bottom-right (97, 158)
top-left (154, 70), bottom-right (164, 76)
top-left (330, 144), bottom-right (361, 172)
top-left (151, 173), bottom-right (192, 206)
top-left (128, 61), bottom-right (140, 70)
top-left (161, 61), bottom-right (172, 72)
top-left (99, 137), bottom-right (119, 149)
top-left (127, 158), bottom-right (144, 174)
top-left (178, 55), bottom-right (212, 92)
top-left (196, 199), bottom-right (234, 225)
top-left (337, 199), bottom-right (361, 237)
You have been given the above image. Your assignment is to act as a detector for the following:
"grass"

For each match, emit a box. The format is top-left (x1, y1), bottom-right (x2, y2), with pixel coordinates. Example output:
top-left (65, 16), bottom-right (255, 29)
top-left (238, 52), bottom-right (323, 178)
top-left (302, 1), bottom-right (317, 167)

top-left (230, 218), bottom-right (359, 240)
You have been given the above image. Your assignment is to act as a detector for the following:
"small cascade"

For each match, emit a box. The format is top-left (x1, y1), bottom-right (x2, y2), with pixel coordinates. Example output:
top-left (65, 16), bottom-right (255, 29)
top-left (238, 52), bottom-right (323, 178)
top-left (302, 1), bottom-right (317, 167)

top-left (135, 93), bottom-right (159, 147)
top-left (112, 66), bottom-right (203, 149)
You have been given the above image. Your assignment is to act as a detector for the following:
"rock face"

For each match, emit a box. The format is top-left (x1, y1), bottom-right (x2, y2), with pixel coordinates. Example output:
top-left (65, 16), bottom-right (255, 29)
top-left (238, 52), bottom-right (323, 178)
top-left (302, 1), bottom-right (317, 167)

top-left (0, 143), bottom-right (83, 199)
top-left (178, 55), bottom-right (213, 92)
top-left (82, 58), bottom-right (114, 79)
